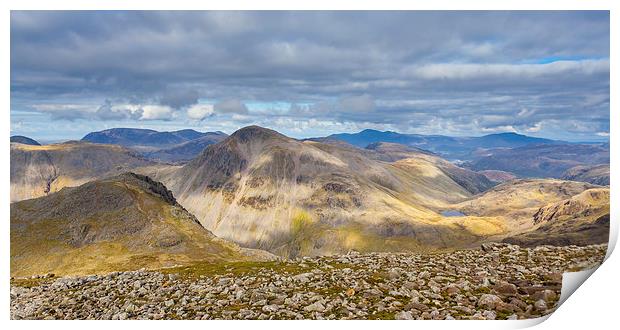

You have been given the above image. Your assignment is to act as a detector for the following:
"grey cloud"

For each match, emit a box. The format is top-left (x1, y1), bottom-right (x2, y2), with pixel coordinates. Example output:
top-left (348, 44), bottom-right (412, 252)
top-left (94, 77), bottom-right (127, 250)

top-left (32, 104), bottom-right (93, 121)
top-left (45, 109), bottom-right (90, 121)
top-left (338, 95), bottom-right (376, 113)
top-left (214, 99), bottom-right (248, 114)
top-left (9, 11), bottom-right (610, 141)
top-left (95, 101), bottom-right (128, 121)
top-left (159, 89), bottom-right (200, 109)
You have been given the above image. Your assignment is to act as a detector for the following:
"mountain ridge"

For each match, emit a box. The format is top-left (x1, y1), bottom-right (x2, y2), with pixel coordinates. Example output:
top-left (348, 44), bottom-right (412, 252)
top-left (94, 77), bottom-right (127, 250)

top-left (82, 127), bottom-right (227, 149)
top-left (11, 135), bottom-right (41, 146)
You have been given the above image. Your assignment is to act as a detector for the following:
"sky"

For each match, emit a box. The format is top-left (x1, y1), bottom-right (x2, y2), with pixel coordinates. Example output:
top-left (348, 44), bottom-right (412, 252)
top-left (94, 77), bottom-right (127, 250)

top-left (10, 11), bottom-right (610, 142)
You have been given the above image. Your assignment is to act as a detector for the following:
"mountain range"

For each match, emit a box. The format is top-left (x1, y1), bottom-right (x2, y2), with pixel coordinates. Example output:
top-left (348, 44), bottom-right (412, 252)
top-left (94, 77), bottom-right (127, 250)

top-left (323, 130), bottom-right (558, 160)
top-left (323, 129), bottom-right (609, 181)
top-left (10, 125), bottom-right (610, 276)
top-left (71, 127), bottom-right (611, 181)
top-left (81, 128), bottom-right (228, 163)
top-left (464, 143), bottom-right (610, 178)
top-left (82, 128), bottom-right (216, 148)
top-left (146, 126), bottom-right (607, 257)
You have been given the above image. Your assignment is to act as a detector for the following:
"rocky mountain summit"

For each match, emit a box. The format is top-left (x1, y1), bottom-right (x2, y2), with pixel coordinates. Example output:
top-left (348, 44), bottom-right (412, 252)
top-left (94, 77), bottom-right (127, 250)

top-left (11, 243), bottom-right (606, 320)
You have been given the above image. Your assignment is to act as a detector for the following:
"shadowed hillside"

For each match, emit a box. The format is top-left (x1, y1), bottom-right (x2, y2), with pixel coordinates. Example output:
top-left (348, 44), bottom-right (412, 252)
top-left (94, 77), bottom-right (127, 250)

top-left (144, 132), bottom-right (229, 163)
top-left (561, 164), bottom-right (609, 185)
top-left (10, 173), bottom-right (274, 277)
top-left (11, 135), bottom-right (40, 146)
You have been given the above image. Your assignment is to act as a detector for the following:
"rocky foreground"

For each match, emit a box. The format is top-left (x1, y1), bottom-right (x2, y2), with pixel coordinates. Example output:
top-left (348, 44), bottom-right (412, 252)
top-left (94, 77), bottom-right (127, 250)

top-left (11, 243), bottom-right (606, 320)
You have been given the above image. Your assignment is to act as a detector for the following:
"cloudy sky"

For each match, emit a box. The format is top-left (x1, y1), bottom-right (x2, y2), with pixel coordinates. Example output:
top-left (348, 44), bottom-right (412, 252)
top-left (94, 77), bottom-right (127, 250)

top-left (10, 11), bottom-right (609, 141)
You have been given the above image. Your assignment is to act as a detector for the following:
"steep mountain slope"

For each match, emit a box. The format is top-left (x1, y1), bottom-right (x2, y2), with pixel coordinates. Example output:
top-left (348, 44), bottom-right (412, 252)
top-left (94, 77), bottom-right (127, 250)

top-left (365, 142), bottom-right (496, 194)
top-left (561, 164), bottom-right (610, 185)
top-left (147, 126), bottom-right (591, 258)
top-left (10, 141), bottom-right (154, 202)
top-left (465, 143), bottom-right (609, 178)
top-left (503, 188), bottom-right (609, 246)
top-left (11, 135), bottom-right (41, 146)
top-left (82, 128), bottom-right (225, 150)
top-left (10, 173), bottom-right (273, 277)
top-left (144, 132), bottom-right (228, 163)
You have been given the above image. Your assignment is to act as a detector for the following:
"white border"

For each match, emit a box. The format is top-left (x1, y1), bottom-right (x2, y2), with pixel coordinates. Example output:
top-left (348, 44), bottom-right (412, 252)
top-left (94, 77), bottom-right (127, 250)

top-left (2, 1), bottom-right (617, 329)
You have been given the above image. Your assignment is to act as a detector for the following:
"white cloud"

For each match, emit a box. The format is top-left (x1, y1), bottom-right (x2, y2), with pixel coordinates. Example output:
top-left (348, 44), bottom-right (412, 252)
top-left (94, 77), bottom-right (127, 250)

top-left (408, 59), bottom-right (609, 80)
top-left (517, 108), bottom-right (536, 118)
top-left (33, 102), bottom-right (177, 121)
top-left (140, 105), bottom-right (174, 120)
top-left (525, 122), bottom-right (543, 133)
top-left (231, 114), bottom-right (253, 123)
top-left (32, 103), bottom-right (94, 120)
top-left (187, 103), bottom-right (214, 120)
top-left (33, 103), bottom-right (91, 112)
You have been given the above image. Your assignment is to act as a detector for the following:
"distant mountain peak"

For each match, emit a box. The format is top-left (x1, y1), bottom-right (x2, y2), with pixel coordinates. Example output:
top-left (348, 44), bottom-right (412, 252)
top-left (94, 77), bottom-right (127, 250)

top-left (359, 128), bottom-right (384, 133)
top-left (10, 135), bottom-right (41, 146)
top-left (229, 125), bottom-right (286, 143)
top-left (174, 129), bottom-right (201, 133)
top-left (82, 127), bottom-right (217, 148)
top-left (486, 132), bottom-right (523, 137)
